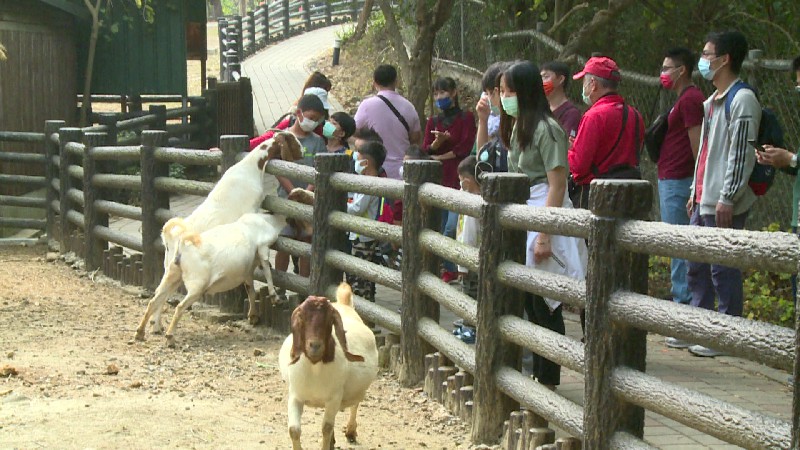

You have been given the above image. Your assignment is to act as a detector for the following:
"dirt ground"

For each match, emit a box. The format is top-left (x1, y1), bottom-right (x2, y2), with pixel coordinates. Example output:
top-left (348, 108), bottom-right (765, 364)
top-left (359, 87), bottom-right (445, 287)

top-left (0, 245), bottom-right (471, 449)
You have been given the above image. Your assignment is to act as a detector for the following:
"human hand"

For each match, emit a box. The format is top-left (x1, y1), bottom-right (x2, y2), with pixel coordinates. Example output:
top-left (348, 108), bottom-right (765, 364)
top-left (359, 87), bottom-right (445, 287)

top-left (476, 95), bottom-right (490, 121)
top-left (686, 198), bottom-right (694, 218)
top-left (533, 234), bottom-right (553, 265)
top-left (715, 202), bottom-right (733, 228)
top-left (758, 145), bottom-right (793, 168)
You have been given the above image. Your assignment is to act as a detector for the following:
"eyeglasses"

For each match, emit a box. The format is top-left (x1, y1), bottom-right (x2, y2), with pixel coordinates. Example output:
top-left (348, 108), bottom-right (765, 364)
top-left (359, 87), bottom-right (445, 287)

top-left (701, 51), bottom-right (717, 58)
top-left (660, 65), bottom-right (679, 73)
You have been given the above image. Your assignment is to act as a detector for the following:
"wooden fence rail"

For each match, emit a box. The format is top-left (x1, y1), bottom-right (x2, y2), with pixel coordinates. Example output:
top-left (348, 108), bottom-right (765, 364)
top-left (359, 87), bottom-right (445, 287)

top-left (217, 0), bottom-right (366, 82)
top-left (0, 123), bottom-right (798, 448)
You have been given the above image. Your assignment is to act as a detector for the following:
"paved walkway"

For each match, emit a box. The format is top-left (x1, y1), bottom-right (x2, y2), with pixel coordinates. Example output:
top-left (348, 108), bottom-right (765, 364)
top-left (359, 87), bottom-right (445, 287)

top-left (109, 25), bottom-right (794, 449)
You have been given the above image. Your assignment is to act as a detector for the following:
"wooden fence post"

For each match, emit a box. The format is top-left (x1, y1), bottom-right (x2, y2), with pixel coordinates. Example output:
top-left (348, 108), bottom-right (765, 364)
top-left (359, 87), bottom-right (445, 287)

top-left (44, 120), bottom-right (65, 244)
top-left (233, 15), bottom-right (243, 62)
top-left (310, 153), bottom-right (350, 295)
top-left (140, 130), bottom-right (170, 290)
top-left (130, 94), bottom-right (143, 114)
top-left (82, 132), bottom-right (109, 271)
top-left (471, 172), bottom-right (529, 444)
top-left (58, 127), bottom-right (83, 253)
top-left (399, 160), bottom-right (442, 386)
top-left (584, 179), bottom-right (652, 447)
top-left (246, 11), bottom-right (256, 56)
top-left (204, 77), bottom-right (219, 147)
top-left (219, 135), bottom-right (247, 174)
top-left (239, 77), bottom-right (255, 138)
top-left (302, 0), bottom-right (311, 30)
top-left (350, 0), bottom-right (358, 22)
top-left (149, 105), bottom-right (167, 131)
top-left (282, 0), bottom-right (290, 38)
top-left (261, 3), bottom-right (270, 45)
top-left (98, 113), bottom-right (118, 146)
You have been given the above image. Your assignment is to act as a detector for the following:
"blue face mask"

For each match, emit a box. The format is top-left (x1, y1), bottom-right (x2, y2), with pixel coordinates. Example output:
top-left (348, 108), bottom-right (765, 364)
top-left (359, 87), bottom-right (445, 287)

top-left (322, 121), bottom-right (337, 139)
top-left (435, 96), bottom-right (453, 110)
top-left (698, 58), bottom-right (716, 81)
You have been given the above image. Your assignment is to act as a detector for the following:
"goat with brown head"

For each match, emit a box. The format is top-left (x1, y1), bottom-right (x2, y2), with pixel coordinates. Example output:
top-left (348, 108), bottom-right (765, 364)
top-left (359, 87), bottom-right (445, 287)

top-left (256, 131), bottom-right (304, 170)
top-left (289, 296), bottom-right (365, 365)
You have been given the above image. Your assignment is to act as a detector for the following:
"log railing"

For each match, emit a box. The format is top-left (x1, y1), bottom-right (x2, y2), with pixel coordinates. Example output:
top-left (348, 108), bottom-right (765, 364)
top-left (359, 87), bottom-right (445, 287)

top-left (2, 125), bottom-right (798, 448)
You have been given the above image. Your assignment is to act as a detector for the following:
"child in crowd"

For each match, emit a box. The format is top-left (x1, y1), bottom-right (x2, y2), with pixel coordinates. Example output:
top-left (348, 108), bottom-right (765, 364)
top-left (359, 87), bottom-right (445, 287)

top-left (324, 111), bottom-right (356, 156)
top-left (452, 155), bottom-right (483, 344)
top-left (274, 94), bottom-right (328, 279)
top-left (345, 141), bottom-right (388, 301)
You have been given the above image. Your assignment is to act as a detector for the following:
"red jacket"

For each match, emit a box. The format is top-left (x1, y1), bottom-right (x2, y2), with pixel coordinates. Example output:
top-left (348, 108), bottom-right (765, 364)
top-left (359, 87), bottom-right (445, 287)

top-left (568, 94), bottom-right (644, 185)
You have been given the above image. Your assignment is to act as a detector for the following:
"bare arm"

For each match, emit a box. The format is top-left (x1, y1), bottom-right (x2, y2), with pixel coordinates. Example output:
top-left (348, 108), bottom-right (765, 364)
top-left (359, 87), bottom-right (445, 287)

top-left (687, 125), bottom-right (701, 159)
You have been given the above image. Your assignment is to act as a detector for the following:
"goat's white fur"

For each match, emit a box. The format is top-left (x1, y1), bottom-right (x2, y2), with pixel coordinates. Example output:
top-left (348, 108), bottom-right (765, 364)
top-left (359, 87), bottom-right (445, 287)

top-left (278, 284), bottom-right (379, 450)
top-left (136, 213), bottom-right (286, 345)
top-left (153, 134), bottom-right (299, 330)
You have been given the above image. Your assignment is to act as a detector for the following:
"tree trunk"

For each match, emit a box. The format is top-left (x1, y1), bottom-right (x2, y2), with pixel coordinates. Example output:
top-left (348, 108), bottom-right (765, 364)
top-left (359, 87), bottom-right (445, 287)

top-left (209, 0), bottom-right (223, 19)
top-left (349, 0), bottom-right (374, 43)
top-left (376, 0), bottom-right (455, 128)
top-left (239, 0), bottom-right (246, 16)
top-left (80, 0), bottom-right (104, 127)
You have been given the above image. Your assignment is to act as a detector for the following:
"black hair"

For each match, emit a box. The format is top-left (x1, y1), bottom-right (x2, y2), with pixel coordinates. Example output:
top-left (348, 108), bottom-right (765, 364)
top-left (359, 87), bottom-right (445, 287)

top-left (792, 56), bottom-right (800, 73)
top-left (541, 61), bottom-right (571, 91)
top-left (331, 111), bottom-right (356, 140)
top-left (352, 126), bottom-right (383, 144)
top-left (373, 64), bottom-right (398, 87)
top-left (405, 144), bottom-right (430, 160)
top-left (481, 61), bottom-right (511, 92)
top-left (358, 141), bottom-right (386, 169)
top-left (297, 94), bottom-right (325, 114)
top-left (498, 61), bottom-right (554, 151)
top-left (457, 155), bottom-right (477, 177)
top-left (432, 76), bottom-right (460, 109)
top-left (705, 31), bottom-right (748, 74)
top-left (664, 47), bottom-right (697, 77)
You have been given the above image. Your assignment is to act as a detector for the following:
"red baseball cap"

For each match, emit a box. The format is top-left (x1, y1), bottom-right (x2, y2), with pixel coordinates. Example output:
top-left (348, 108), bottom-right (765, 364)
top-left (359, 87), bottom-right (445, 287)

top-left (572, 56), bottom-right (621, 82)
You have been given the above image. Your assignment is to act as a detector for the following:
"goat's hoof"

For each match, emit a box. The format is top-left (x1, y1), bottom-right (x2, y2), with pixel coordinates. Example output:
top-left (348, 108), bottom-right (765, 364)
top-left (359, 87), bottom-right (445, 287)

top-left (248, 314), bottom-right (260, 326)
top-left (134, 331), bottom-right (146, 341)
top-left (165, 335), bottom-right (176, 348)
top-left (345, 430), bottom-right (357, 443)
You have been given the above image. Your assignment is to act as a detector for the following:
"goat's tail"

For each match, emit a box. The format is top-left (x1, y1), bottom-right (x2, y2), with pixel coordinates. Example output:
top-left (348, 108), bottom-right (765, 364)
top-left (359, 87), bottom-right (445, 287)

top-left (162, 217), bottom-right (187, 239)
top-left (336, 282), bottom-right (354, 307)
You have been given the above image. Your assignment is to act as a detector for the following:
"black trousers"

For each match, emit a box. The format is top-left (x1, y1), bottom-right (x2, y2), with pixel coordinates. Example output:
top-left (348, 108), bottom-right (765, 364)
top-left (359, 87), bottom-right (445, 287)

top-left (523, 293), bottom-right (565, 386)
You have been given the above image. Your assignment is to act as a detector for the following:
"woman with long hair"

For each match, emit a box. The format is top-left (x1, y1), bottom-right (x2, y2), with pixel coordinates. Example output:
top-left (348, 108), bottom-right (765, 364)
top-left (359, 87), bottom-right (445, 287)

top-left (423, 76), bottom-right (477, 283)
top-left (498, 60), bottom-right (587, 390)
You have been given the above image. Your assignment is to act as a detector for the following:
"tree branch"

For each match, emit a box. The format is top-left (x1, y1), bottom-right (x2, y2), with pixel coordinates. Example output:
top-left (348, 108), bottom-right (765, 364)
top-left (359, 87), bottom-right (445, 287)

top-left (637, 0), bottom-right (669, 21)
top-left (557, 0), bottom-right (636, 60)
top-left (730, 11), bottom-right (800, 54)
top-left (349, 0), bottom-right (374, 43)
top-left (548, 2), bottom-right (589, 35)
top-left (376, 0), bottom-right (410, 68)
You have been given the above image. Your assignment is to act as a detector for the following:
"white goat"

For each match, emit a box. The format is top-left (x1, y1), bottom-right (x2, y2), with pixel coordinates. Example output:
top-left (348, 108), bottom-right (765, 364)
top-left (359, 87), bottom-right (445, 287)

top-left (135, 213), bottom-right (286, 346)
top-left (151, 132), bottom-right (301, 330)
top-left (278, 283), bottom-right (379, 450)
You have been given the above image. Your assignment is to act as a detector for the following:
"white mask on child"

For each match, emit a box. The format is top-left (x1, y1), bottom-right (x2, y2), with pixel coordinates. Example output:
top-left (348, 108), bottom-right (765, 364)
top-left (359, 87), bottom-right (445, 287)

top-left (355, 159), bottom-right (367, 174)
top-left (299, 116), bottom-right (317, 132)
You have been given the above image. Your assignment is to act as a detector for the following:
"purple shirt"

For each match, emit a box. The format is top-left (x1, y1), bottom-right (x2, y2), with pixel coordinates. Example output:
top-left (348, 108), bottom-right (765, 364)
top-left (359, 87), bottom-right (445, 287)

top-left (354, 90), bottom-right (421, 179)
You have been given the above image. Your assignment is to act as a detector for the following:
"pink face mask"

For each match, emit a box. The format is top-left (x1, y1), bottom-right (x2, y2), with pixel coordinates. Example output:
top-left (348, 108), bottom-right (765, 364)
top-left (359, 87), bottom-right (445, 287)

top-left (660, 72), bottom-right (675, 89)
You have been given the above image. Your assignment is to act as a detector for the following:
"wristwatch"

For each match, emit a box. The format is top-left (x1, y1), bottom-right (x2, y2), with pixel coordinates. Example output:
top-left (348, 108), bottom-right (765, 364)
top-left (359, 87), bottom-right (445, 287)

top-left (791, 153), bottom-right (798, 168)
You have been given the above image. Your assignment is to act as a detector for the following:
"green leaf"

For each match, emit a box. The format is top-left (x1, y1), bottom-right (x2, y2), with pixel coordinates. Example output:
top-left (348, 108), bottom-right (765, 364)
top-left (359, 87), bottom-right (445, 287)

top-left (110, 23), bottom-right (119, 33)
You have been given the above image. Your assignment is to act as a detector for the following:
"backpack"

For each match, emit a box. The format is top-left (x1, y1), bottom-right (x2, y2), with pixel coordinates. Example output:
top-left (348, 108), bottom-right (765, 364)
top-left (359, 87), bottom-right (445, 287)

top-left (723, 81), bottom-right (785, 196)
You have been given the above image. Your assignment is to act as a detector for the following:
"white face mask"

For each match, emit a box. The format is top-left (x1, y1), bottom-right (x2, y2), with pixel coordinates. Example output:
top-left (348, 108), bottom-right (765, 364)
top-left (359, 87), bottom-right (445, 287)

top-left (299, 116), bottom-right (317, 132)
top-left (355, 159), bottom-right (367, 174)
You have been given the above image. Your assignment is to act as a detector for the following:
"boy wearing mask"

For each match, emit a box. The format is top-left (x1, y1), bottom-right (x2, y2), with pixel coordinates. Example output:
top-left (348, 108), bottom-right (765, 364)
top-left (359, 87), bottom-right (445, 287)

top-left (346, 141), bottom-right (388, 301)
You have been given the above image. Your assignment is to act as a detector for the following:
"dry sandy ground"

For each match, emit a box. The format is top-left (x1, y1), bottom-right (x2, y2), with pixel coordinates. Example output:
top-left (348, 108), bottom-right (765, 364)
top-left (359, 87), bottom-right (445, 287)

top-left (0, 245), bottom-right (471, 449)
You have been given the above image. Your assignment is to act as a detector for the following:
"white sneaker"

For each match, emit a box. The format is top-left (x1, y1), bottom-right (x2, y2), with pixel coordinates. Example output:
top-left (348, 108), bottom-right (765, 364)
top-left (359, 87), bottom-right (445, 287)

top-left (665, 337), bottom-right (692, 349)
top-left (688, 345), bottom-right (725, 357)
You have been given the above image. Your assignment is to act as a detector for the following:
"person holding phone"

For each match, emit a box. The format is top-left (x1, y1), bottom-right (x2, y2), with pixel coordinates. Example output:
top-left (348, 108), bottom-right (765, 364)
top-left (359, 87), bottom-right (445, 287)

top-left (755, 54), bottom-right (800, 302)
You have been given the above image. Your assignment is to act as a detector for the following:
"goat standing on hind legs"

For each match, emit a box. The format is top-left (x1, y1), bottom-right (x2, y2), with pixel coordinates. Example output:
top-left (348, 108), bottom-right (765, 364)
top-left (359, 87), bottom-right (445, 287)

top-left (134, 213), bottom-right (286, 346)
top-left (278, 283), bottom-right (379, 450)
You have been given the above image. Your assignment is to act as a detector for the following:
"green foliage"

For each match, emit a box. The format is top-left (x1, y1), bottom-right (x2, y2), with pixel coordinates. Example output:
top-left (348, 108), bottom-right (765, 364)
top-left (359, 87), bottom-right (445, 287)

top-left (169, 163), bottom-right (186, 180)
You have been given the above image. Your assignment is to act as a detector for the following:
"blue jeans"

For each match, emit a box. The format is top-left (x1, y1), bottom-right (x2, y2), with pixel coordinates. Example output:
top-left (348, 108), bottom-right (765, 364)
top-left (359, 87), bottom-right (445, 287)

top-left (658, 178), bottom-right (692, 304)
top-left (441, 209), bottom-right (458, 273)
top-left (687, 207), bottom-right (748, 316)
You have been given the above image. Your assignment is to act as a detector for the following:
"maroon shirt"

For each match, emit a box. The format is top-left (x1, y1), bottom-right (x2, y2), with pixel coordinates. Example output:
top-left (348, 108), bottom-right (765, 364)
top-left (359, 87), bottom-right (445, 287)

top-left (423, 110), bottom-right (477, 189)
top-left (553, 100), bottom-right (582, 139)
top-left (658, 86), bottom-right (704, 180)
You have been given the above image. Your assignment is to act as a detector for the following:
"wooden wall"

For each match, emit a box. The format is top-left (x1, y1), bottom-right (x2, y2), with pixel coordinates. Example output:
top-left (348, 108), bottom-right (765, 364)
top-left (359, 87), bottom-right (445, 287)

top-left (0, 1), bottom-right (76, 196)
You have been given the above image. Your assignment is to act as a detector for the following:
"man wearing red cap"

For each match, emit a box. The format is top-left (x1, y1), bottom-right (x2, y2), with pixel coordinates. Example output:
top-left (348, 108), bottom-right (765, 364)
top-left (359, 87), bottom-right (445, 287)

top-left (568, 56), bottom-right (645, 209)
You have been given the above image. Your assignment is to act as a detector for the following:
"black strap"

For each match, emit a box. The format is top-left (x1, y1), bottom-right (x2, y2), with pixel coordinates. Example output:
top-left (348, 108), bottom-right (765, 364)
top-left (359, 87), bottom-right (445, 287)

top-left (377, 94), bottom-right (410, 132)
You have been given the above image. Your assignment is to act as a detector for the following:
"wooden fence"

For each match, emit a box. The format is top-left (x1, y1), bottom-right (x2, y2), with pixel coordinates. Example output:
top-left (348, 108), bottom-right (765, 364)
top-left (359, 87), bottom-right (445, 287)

top-left (1, 127), bottom-right (798, 449)
top-left (218, 0), bottom-right (365, 81)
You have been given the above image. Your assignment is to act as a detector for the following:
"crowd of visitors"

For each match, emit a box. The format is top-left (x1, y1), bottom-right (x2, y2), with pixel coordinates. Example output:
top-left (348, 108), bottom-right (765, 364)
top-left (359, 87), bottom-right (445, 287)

top-left (245, 29), bottom-right (799, 390)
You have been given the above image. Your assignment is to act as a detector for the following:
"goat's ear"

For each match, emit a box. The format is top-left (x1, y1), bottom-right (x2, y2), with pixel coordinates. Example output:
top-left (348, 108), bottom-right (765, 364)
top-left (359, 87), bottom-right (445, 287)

top-left (279, 132), bottom-right (303, 161)
top-left (268, 134), bottom-right (284, 160)
top-left (289, 306), bottom-right (305, 365)
top-left (331, 305), bottom-right (365, 363)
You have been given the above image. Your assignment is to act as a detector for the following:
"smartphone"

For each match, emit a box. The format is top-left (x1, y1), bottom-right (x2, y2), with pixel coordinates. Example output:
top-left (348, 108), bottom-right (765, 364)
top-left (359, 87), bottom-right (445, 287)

top-left (748, 140), bottom-right (765, 153)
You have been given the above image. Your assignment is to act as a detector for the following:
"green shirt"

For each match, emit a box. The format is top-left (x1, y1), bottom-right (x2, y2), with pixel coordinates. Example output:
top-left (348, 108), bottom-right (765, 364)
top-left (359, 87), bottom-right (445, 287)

top-left (507, 116), bottom-right (568, 184)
